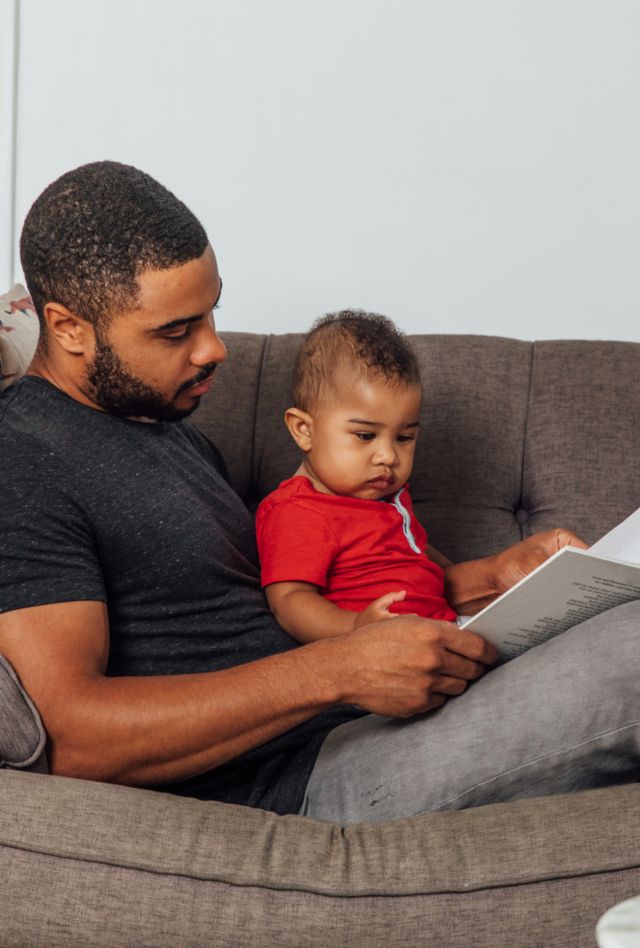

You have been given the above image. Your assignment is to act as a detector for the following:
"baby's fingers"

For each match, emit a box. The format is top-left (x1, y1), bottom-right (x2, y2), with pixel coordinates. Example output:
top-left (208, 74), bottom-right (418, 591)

top-left (372, 590), bottom-right (407, 613)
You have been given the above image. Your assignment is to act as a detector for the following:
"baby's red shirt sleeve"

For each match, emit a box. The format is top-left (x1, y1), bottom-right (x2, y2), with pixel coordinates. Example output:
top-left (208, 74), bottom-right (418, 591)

top-left (255, 496), bottom-right (339, 589)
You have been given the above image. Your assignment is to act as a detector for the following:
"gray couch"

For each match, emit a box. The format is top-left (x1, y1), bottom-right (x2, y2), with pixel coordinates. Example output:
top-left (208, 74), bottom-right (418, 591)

top-left (2, 330), bottom-right (640, 947)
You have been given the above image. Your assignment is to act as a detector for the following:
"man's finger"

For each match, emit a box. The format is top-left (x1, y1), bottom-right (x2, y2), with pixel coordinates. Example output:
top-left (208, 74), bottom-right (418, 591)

top-left (439, 651), bottom-right (489, 681)
top-left (554, 528), bottom-right (588, 551)
top-left (432, 675), bottom-right (470, 696)
top-left (433, 621), bottom-right (498, 665)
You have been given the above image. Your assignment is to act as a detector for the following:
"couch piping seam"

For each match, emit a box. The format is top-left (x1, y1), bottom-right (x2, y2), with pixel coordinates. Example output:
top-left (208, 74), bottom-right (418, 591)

top-left (0, 838), bottom-right (638, 898)
top-left (250, 334), bottom-right (270, 497)
top-left (518, 341), bottom-right (536, 539)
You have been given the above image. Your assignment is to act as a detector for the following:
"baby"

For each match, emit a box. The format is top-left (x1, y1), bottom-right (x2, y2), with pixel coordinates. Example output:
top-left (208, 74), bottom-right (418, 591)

top-left (255, 310), bottom-right (458, 642)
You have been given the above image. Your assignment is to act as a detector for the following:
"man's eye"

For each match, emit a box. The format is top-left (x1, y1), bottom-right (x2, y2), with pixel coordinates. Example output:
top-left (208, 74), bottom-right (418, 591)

top-left (164, 327), bottom-right (192, 343)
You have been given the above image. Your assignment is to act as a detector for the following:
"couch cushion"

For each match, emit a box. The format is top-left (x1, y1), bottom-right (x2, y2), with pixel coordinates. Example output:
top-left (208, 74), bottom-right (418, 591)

top-left (1, 772), bottom-right (640, 946)
top-left (192, 331), bottom-right (268, 501)
top-left (3, 771), bottom-right (639, 896)
top-left (404, 334), bottom-right (533, 560)
top-left (524, 340), bottom-right (640, 544)
top-left (0, 285), bottom-right (39, 392)
top-left (0, 656), bottom-right (48, 772)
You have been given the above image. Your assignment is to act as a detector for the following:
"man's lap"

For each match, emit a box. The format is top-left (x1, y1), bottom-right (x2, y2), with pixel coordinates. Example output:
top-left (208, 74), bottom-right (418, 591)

top-left (301, 600), bottom-right (640, 822)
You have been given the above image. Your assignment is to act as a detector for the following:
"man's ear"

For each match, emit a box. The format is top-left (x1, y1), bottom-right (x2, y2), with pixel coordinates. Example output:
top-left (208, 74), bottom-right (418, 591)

top-left (42, 302), bottom-right (94, 355)
top-left (285, 407), bottom-right (314, 452)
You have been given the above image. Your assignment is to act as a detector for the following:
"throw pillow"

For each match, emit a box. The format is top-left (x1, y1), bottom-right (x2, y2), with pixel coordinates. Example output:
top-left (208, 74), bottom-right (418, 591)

top-left (0, 284), bottom-right (39, 392)
top-left (0, 656), bottom-right (48, 771)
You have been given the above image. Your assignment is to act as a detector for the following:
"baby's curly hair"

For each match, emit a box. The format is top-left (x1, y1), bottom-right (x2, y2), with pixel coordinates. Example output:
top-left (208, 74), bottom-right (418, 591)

top-left (292, 310), bottom-right (422, 411)
top-left (20, 160), bottom-right (208, 330)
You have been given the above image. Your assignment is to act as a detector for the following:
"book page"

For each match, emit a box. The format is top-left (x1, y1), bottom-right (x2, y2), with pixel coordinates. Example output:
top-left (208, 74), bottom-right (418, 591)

top-left (589, 507), bottom-right (640, 562)
top-left (461, 548), bottom-right (640, 661)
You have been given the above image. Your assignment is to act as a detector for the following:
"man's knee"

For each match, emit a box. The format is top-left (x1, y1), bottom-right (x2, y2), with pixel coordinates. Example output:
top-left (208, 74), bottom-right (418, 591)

top-left (574, 599), bottom-right (640, 659)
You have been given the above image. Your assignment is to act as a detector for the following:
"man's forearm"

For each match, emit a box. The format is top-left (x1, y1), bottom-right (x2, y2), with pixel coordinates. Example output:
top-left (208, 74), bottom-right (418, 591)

top-left (430, 543), bottom-right (497, 614)
top-left (442, 529), bottom-right (587, 614)
top-left (443, 557), bottom-right (500, 614)
top-left (49, 642), bottom-right (344, 785)
top-left (1, 599), bottom-right (498, 790)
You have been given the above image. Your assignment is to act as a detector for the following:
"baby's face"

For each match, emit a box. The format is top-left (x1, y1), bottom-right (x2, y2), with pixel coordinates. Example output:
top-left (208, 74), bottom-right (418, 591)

top-left (301, 377), bottom-right (422, 500)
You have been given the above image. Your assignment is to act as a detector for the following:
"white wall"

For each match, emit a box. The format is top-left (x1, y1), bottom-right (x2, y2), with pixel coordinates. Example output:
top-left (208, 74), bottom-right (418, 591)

top-left (5, 0), bottom-right (640, 340)
top-left (0, 0), bottom-right (18, 286)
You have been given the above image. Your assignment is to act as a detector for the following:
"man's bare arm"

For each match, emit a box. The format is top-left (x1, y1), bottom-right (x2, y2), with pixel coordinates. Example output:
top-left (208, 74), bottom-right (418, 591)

top-left (0, 599), bottom-right (495, 787)
top-left (442, 528), bottom-right (588, 614)
top-left (426, 545), bottom-right (452, 568)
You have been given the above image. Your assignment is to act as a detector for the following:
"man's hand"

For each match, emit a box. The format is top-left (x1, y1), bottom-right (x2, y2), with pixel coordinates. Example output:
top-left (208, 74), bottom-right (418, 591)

top-left (1, 601), bottom-right (497, 785)
top-left (328, 615), bottom-right (498, 718)
top-left (490, 529), bottom-right (587, 597)
top-left (444, 528), bottom-right (587, 614)
top-left (353, 590), bottom-right (407, 628)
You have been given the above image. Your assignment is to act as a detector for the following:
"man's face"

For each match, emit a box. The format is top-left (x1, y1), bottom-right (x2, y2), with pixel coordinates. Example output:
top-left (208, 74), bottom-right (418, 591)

top-left (83, 246), bottom-right (226, 421)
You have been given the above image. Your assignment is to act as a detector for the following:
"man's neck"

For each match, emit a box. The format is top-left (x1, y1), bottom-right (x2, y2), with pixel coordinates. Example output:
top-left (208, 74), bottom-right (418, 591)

top-left (27, 354), bottom-right (106, 413)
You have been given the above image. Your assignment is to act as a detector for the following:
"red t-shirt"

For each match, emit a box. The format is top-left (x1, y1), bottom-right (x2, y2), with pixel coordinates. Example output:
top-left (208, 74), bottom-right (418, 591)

top-left (255, 476), bottom-right (457, 621)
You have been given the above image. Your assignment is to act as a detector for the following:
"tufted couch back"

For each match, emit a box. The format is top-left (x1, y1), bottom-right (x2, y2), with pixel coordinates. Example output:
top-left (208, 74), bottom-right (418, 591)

top-left (194, 332), bottom-right (640, 563)
top-left (2, 279), bottom-right (639, 562)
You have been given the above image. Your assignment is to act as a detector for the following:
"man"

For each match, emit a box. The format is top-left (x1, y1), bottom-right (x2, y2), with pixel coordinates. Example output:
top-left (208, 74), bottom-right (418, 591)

top-left (1, 161), bottom-right (638, 821)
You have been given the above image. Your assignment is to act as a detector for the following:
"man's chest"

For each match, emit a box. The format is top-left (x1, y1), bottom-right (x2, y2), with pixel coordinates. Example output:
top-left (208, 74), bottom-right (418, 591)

top-left (75, 432), bottom-right (258, 589)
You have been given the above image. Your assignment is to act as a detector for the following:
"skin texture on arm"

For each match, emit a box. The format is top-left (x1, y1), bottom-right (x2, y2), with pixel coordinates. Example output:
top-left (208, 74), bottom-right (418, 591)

top-left (0, 599), bottom-right (496, 787)
top-left (426, 544), bottom-right (452, 569)
top-left (266, 581), bottom-right (406, 642)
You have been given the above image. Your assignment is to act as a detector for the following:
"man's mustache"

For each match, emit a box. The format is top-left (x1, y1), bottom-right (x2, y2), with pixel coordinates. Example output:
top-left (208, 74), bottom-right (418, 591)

top-left (176, 363), bottom-right (218, 395)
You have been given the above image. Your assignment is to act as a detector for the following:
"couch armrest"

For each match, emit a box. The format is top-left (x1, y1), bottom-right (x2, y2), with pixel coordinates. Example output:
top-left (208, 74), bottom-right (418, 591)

top-left (0, 655), bottom-right (48, 772)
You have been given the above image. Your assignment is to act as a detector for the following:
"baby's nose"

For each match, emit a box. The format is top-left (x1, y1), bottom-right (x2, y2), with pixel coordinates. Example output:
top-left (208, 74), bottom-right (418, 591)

top-left (373, 442), bottom-right (397, 465)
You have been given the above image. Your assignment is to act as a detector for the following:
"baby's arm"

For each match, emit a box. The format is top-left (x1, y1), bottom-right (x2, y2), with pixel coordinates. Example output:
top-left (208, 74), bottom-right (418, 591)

top-left (266, 582), bottom-right (406, 643)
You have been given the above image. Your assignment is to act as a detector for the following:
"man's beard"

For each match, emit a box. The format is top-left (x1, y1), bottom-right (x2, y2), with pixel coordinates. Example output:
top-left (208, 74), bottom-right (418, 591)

top-left (85, 332), bottom-right (215, 422)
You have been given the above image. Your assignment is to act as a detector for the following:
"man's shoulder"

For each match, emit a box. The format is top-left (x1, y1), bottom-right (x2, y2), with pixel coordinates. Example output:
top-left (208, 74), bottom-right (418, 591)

top-left (179, 420), bottom-right (230, 479)
top-left (0, 377), bottom-right (72, 459)
top-left (0, 375), bottom-right (44, 423)
top-left (0, 379), bottom-right (229, 485)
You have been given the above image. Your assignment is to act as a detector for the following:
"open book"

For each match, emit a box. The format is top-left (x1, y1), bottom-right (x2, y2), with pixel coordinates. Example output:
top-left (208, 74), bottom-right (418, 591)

top-left (459, 508), bottom-right (640, 662)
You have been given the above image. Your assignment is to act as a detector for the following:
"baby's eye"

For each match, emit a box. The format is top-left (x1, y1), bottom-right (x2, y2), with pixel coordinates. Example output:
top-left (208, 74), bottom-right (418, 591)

top-left (354, 432), bottom-right (375, 442)
top-left (397, 434), bottom-right (415, 444)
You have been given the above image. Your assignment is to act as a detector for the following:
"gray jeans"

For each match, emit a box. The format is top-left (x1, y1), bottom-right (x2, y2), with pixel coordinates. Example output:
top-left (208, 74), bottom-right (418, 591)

top-left (300, 600), bottom-right (640, 822)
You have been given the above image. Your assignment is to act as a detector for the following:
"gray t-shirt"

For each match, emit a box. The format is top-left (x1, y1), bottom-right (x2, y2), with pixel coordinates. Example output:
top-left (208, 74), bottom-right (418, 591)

top-left (0, 377), bottom-right (361, 813)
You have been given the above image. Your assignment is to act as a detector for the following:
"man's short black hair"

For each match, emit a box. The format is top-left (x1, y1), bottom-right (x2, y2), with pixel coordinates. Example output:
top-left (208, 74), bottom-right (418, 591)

top-left (292, 309), bottom-right (422, 411)
top-left (20, 160), bottom-right (209, 329)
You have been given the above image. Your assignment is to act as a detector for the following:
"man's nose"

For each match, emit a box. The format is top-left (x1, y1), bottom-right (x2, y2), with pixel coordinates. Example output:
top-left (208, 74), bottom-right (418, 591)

top-left (192, 324), bottom-right (228, 367)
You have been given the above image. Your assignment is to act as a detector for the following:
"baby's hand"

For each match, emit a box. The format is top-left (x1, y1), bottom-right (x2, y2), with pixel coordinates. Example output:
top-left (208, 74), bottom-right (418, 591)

top-left (354, 590), bottom-right (407, 628)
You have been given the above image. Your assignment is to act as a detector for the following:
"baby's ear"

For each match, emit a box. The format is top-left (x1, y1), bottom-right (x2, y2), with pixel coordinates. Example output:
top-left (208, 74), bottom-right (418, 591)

top-left (285, 407), bottom-right (313, 451)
